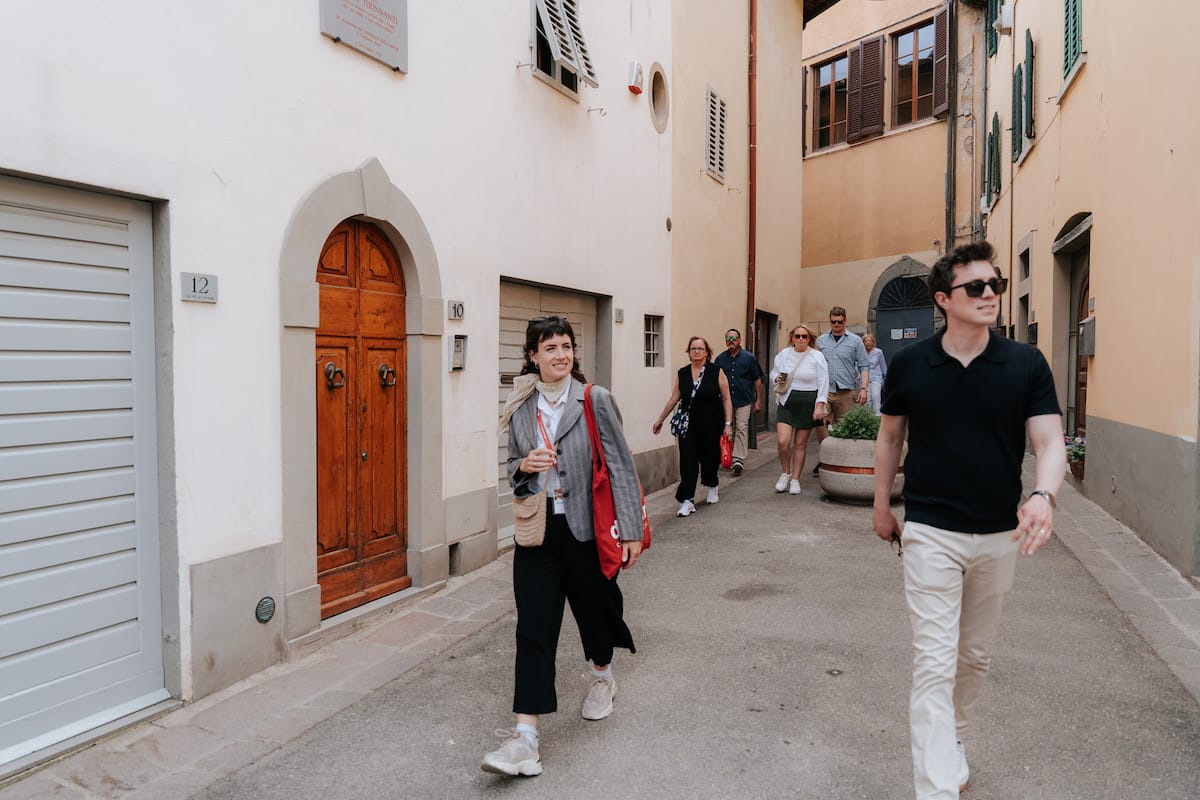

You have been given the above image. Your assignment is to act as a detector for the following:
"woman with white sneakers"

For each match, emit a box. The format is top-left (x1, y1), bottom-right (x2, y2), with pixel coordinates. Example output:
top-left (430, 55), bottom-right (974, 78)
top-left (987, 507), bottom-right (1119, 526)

top-left (770, 324), bottom-right (829, 495)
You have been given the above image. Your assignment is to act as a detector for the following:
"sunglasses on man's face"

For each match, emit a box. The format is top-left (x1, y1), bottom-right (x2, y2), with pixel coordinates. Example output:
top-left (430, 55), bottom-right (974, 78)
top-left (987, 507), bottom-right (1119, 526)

top-left (725, 336), bottom-right (739, 343)
top-left (829, 319), bottom-right (845, 325)
top-left (949, 277), bottom-right (1008, 298)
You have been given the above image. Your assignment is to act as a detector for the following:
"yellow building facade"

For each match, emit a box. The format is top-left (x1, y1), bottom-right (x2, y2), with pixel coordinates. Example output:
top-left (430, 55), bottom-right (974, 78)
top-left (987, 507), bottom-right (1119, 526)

top-left (802, 0), bottom-right (1200, 583)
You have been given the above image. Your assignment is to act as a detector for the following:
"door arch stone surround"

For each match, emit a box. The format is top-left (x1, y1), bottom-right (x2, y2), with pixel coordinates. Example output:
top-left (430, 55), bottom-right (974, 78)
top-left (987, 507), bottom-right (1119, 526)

top-left (866, 255), bottom-right (932, 334)
top-left (278, 157), bottom-right (447, 642)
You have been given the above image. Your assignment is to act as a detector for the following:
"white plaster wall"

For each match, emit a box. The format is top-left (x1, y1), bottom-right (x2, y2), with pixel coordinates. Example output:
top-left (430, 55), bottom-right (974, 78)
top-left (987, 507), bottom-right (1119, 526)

top-left (1, 0), bottom-right (670, 568)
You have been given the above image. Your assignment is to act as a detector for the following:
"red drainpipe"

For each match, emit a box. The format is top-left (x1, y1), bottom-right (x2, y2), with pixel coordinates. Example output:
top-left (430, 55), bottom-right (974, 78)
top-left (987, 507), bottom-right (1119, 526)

top-left (746, 0), bottom-right (758, 339)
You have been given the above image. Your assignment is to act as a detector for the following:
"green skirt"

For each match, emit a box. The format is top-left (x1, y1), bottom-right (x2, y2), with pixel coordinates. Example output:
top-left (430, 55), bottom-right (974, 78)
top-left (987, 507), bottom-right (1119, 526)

top-left (777, 390), bottom-right (818, 429)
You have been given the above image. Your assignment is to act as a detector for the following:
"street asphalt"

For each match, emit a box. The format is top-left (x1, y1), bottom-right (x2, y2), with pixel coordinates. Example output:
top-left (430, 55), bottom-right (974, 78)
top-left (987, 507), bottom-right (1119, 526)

top-left (4, 436), bottom-right (1199, 799)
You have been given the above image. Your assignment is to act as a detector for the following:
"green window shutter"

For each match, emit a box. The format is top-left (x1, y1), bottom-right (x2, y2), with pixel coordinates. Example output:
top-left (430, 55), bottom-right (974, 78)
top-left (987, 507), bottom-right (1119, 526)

top-left (985, 131), bottom-right (995, 206)
top-left (987, 0), bottom-right (998, 58)
top-left (1024, 29), bottom-right (1035, 138)
top-left (1012, 66), bottom-right (1023, 162)
top-left (990, 112), bottom-right (1002, 195)
top-left (1064, 0), bottom-right (1082, 77)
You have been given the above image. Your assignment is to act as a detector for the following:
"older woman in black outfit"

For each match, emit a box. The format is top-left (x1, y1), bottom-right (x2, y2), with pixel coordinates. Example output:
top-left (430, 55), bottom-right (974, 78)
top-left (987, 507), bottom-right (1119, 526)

top-left (485, 316), bottom-right (644, 778)
top-left (652, 335), bottom-right (734, 516)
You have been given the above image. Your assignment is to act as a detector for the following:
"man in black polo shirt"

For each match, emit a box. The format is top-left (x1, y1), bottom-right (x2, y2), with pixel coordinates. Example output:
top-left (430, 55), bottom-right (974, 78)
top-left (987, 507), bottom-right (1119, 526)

top-left (873, 241), bottom-right (1066, 799)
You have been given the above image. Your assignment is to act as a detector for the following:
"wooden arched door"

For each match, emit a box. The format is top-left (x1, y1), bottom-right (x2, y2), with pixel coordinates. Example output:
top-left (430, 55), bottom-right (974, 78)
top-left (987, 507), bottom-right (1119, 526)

top-left (315, 220), bottom-right (409, 618)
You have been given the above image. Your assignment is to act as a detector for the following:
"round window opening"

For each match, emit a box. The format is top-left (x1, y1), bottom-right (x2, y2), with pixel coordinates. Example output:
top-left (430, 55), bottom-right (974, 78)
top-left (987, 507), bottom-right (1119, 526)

top-left (648, 64), bottom-right (669, 133)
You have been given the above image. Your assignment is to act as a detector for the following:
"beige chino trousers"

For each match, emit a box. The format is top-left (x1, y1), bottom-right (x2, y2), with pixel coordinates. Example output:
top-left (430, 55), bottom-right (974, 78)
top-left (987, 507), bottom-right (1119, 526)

top-left (731, 404), bottom-right (752, 462)
top-left (902, 521), bottom-right (1019, 800)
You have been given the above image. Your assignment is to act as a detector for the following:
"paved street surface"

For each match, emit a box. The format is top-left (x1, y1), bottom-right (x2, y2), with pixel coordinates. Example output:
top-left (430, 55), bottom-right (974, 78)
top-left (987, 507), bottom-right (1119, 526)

top-left (4, 437), bottom-right (1200, 799)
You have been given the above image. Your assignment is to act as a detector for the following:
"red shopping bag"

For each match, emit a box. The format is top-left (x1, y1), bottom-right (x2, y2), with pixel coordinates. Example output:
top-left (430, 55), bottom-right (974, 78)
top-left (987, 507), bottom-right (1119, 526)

top-left (720, 435), bottom-right (733, 470)
top-left (583, 384), bottom-right (651, 579)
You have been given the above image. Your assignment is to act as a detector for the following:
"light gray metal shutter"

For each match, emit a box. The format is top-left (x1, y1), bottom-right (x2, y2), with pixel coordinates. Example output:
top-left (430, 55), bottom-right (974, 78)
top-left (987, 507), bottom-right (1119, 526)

top-left (496, 283), bottom-right (596, 542)
top-left (0, 176), bottom-right (167, 768)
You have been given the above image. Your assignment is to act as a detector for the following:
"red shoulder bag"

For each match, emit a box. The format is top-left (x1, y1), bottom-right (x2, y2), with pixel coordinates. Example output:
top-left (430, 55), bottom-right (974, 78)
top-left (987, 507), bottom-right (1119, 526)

top-left (583, 384), bottom-right (651, 579)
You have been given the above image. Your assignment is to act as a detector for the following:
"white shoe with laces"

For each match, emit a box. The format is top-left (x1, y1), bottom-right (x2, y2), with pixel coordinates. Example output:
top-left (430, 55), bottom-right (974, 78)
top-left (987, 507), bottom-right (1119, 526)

top-left (788, 479), bottom-right (802, 495)
top-left (676, 499), bottom-right (696, 517)
top-left (481, 729), bottom-right (542, 777)
top-left (705, 487), bottom-right (719, 504)
top-left (774, 473), bottom-right (790, 492)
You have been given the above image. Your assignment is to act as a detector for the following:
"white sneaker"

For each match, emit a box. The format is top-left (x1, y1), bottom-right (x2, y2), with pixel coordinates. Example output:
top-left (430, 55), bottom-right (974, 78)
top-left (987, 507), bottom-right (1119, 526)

top-left (705, 487), bottom-right (719, 504)
top-left (481, 730), bottom-right (542, 777)
top-left (788, 479), bottom-right (802, 495)
top-left (774, 473), bottom-right (790, 492)
top-left (956, 739), bottom-right (970, 791)
top-left (676, 500), bottom-right (696, 517)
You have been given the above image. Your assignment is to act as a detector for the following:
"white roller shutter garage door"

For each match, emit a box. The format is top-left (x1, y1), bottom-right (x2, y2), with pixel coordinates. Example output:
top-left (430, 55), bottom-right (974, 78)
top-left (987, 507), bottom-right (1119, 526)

top-left (0, 176), bottom-right (167, 769)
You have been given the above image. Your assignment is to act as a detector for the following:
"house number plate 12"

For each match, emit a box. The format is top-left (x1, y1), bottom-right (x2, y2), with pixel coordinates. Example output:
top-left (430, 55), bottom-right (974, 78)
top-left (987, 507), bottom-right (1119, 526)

top-left (181, 272), bottom-right (218, 303)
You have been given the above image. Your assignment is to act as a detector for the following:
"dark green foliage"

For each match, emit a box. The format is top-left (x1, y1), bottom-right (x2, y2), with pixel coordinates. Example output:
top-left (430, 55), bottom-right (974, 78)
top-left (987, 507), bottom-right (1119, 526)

top-left (828, 405), bottom-right (880, 440)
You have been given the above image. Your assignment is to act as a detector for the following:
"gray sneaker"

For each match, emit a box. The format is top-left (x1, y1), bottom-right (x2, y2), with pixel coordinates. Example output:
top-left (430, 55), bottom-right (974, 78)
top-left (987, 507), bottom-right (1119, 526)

top-left (481, 730), bottom-right (542, 777)
top-left (580, 676), bottom-right (616, 720)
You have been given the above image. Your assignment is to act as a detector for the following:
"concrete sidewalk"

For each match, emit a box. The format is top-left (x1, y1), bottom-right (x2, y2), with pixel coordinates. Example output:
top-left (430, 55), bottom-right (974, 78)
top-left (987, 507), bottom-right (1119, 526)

top-left (3, 434), bottom-right (1199, 799)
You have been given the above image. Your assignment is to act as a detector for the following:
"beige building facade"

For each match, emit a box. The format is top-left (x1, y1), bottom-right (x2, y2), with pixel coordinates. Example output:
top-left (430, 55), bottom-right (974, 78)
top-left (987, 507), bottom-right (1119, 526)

top-left (979, 0), bottom-right (1200, 583)
top-left (799, 0), bottom-right (981, 364)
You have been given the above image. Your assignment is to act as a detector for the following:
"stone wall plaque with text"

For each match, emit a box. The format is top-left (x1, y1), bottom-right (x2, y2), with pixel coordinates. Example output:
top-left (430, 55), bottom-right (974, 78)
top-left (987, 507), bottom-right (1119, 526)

top-left (320, 0), bottom-right (407, 73)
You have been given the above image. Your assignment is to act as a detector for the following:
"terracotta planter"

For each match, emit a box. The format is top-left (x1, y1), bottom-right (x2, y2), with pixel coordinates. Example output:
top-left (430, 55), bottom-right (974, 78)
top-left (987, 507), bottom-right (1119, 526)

top-left (818, 436), bottom-right (904, 504)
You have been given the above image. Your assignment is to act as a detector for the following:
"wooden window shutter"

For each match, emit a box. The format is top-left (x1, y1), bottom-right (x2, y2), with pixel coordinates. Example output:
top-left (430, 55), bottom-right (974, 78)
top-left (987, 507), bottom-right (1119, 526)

top-left (802, 66), bottom-right (808, 154)
top-left (1063, 0), bottom-right (1082, 77)
top-left (858, 37), bottom-right (885, 137)
top-left (535, 0), bottom-right (598, 88)
top-left (846, 46), bottom-right (863, 142)
top-left (989, 112), bottom-right (1001, 196)
top-left (986, 0), bottom-right (998, 57)
top-left (985, 130), bottom-right (995, 206)
top-left (1012, 66), bottom-right (1023, 162)
top-left (561, 0), bottom-right (598, 88)
top-left (705, 86), bottom-right (728, 182)
top-left (1024, 29), bottom-right (1035, 138)
top-left (932, 5), bottom-right (950, 118)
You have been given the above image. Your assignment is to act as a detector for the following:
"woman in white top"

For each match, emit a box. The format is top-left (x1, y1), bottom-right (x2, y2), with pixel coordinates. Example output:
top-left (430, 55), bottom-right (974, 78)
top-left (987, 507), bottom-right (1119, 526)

top-left (769, 324), bottom-right (829, 495)
top-left (863, 333), bottom-right (887, 415)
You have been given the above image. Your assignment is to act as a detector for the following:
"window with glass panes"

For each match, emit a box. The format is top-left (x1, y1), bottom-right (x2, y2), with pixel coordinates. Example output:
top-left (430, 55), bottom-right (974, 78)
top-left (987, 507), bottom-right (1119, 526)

top-left (814, 54), bottom-right (848, 149)
top-left (644, 315), bottom-right (663, 367)
top-left (893, 20), bottom-right (935, 127)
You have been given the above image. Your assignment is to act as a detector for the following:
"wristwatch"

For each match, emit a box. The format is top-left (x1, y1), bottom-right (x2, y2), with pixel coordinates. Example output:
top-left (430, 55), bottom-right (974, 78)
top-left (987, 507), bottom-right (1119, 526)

top-left (1029, 489), bottom-right (1056, 507)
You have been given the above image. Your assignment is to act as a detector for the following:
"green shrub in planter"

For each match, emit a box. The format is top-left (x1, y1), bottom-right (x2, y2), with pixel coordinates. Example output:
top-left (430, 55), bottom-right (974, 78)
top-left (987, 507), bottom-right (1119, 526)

top-left (828, 405), bottom-right (880, 440)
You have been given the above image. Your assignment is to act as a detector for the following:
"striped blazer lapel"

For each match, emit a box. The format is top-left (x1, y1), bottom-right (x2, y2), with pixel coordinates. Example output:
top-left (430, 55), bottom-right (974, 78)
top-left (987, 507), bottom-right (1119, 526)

top-left (554, 381), bottom-right (586, 442)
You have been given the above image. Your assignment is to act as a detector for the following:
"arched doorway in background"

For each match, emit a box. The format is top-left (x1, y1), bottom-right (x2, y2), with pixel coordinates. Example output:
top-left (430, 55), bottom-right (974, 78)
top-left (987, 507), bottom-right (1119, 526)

top-left (875, 275), bottom-right (935, 365)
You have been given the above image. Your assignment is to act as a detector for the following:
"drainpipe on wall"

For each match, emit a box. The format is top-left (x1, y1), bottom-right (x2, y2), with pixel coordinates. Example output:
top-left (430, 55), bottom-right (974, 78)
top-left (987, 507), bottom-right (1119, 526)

top-left (746, 0), bottom-right (758, 339)
top-left (944, 0), bottom-right (958, 250)
top-left (976, 3), bottom-right (988, 242)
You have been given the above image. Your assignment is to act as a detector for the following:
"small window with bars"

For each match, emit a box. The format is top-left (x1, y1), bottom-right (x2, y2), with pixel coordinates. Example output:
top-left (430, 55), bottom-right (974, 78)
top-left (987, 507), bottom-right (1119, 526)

top-left (705, 87), bottom-right (728, 182)
top-left (532, 0), bottom-right (598, 99)
top-left (644, 315), bottom-right (663, 367)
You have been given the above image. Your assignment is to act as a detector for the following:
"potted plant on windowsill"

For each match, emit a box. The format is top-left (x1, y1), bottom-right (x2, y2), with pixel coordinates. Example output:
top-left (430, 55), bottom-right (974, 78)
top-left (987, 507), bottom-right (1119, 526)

top-left (1066, 434), bottom-right (1085, 481)
top-left (818, 405), bottom-right (904, 504)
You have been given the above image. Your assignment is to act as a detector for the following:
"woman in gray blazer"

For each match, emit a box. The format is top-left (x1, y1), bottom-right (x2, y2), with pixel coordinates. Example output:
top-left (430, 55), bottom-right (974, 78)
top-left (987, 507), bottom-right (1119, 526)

top-left (482, 316), bottom-right (644, 778)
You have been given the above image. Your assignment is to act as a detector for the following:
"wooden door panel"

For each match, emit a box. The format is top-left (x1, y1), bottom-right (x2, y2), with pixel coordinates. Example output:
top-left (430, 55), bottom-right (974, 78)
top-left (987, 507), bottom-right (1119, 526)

top-left (315, 340), bottom-right (357, 575)
top-left (361, 340), bottom-right (404, 552)
top-left (319, 285), bottom-right (358, 337)
top-left (315, 219), bottom-right (408, 619)
top-left (359, 226), bottom-right (404, 293)
top-left (359, 292), bottom-right (404, 338)
top-left (317, 223), bottom-right (354, 288)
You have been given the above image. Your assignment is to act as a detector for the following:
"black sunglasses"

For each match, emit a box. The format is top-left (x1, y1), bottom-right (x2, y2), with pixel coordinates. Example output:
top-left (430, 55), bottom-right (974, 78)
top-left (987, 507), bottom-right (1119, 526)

top-left (793, 333), bottom-right (809, 339)
top-left (948, 277), bottom-right (1008, 298)
top-left (890, 531), bottom-right (903, 558)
